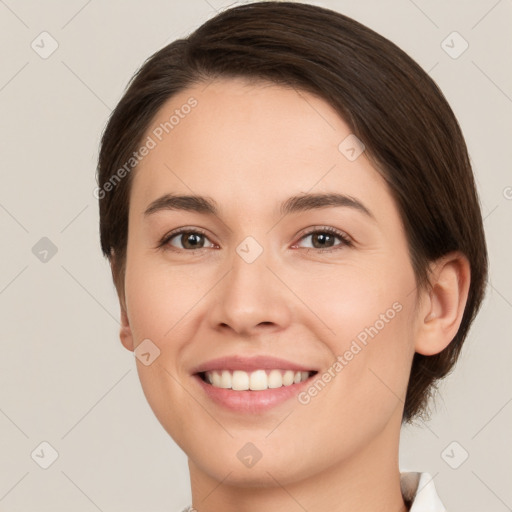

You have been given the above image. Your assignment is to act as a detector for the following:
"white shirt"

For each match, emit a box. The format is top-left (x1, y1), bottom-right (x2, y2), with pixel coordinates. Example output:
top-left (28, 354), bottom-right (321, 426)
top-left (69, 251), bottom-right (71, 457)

top-left (180, 471), bottom-right (446, 512)
top-left (401, 472), bottom-right (446, 511)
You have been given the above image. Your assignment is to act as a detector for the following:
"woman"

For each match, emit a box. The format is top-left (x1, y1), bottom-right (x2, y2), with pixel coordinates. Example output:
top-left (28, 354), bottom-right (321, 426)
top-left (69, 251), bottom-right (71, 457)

top-left (96, 2), bottom-right (488, 510)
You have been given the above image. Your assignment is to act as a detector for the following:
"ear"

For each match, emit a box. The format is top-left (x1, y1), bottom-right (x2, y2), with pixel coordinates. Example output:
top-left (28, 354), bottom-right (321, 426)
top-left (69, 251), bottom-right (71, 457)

top-left (120, 305), bottom-right (135, 352)
top-left (110, 251), bottom-right (134, 352)
top-left (414, 251), bottom-right (471, 356)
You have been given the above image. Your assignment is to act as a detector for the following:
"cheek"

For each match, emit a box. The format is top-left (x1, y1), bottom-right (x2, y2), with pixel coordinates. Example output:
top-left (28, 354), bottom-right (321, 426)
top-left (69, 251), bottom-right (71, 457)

top-left (124, 251), bottom-right (198, 343)
top-left (292, 252), bottom-right (415, 346)
top-left (123, 253), bottom-right (199, 445)
top-left (292, 301), bottom-right (415, 467)
top-left (294, 254), bottom-right (417, 409)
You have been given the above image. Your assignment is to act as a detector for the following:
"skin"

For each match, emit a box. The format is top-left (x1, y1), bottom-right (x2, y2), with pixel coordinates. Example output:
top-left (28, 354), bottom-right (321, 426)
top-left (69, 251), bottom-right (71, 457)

top-left (116, 77), bottom-right (470, 511)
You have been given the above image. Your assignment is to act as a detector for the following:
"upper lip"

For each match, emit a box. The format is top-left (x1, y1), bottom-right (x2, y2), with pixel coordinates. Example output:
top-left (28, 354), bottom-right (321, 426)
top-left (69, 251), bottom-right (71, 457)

top-left (191, 355), bottom-right (318, 374)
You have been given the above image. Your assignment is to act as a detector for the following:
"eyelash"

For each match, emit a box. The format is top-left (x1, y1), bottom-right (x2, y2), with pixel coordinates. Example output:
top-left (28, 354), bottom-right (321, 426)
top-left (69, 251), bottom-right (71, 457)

top-left (157, 226), bottom-right (353, 254)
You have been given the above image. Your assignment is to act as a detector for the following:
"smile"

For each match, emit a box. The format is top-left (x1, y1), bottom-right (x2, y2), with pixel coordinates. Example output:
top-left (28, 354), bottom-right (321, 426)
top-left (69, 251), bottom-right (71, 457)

top-left (199, 369), bottom-right (317, 391)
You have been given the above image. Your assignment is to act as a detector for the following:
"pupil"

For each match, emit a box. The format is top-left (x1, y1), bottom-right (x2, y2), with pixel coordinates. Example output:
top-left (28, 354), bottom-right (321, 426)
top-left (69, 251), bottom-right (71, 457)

top-left (314, 233), bottom-right (332, 248)
top-left (184, 233), bottom-right (202, 249)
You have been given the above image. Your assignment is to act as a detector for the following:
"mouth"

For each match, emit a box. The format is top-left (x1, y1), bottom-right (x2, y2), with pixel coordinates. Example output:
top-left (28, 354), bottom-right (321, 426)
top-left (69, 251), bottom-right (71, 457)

top-left (191, 355), bottom-right (320, 412)
top-left (193, 368), bottom-right (320, 413)
top-left (197, 369), bottom-right (318, 391)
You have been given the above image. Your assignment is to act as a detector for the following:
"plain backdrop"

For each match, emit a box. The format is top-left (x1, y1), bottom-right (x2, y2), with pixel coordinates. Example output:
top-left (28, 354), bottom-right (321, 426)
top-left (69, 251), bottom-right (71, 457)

top-left (0, 1), bottom-right (511, 510)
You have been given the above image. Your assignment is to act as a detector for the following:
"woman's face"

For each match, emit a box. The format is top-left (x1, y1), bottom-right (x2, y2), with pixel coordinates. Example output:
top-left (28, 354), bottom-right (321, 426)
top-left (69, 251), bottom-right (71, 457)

top-left (121, 77), bottom-right (421, 485)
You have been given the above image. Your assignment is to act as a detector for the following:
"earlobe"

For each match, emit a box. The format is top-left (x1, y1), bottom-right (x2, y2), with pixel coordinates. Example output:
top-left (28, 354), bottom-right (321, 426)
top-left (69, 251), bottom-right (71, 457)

top-left (109, 251), bottom-right (133, 352)
top-left (414, 251), bottom-right (471, 356)
top-left (120, 306), bottom-right (135, 352)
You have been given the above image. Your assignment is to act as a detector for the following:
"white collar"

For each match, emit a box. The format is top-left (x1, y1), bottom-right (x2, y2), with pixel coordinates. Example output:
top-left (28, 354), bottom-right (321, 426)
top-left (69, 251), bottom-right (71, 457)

top-left (401, 472), bottom-right (446, 511)
top-left (181, 471), bottom-right (446, 512)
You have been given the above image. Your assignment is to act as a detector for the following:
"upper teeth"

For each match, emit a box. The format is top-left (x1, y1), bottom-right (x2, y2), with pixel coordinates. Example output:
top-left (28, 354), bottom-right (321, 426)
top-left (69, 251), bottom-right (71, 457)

top-left (204, 369), bottom-right (312, 391)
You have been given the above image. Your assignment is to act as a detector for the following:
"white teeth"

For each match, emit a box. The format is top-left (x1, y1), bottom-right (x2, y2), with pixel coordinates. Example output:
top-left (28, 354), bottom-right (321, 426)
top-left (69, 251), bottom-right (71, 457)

top-left (220, 370), bottom-right (231, 389)
top-left (202, 369), bottom-right (312, 391)
top-left (282, 370), bottom-right (294, 386)
top-left (268, 369), bottom-right (283, 389)
top-left (232, 370), bottom-right (250, 390)
top-left (249, 369), bottom-right (267, 390)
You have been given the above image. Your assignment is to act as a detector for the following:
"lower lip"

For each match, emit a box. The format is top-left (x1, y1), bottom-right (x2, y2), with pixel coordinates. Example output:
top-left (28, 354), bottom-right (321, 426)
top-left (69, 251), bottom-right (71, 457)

top-left (193, 374), bottom-right (315, 413)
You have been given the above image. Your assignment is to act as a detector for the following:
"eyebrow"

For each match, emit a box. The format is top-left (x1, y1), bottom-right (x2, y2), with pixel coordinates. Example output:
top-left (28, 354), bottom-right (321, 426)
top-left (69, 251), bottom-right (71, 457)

top-left (144, 192), bottom-right (375, 221)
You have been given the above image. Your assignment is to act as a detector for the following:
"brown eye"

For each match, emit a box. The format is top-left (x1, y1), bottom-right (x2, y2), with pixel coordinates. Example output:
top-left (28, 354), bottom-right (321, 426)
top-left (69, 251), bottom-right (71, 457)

top-left (307, 232), bottom-right (337, 249)
top-left (160, 229), bottom-right (215, 251)
top-left (176, 232), bottom-right (206, 250)
top-left (295, 227), bottom-right (352, 253)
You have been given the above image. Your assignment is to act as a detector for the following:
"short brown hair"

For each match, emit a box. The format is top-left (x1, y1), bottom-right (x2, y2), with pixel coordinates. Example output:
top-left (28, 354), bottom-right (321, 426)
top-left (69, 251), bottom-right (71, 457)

top-left (97, 1), bottom-right (488, 422)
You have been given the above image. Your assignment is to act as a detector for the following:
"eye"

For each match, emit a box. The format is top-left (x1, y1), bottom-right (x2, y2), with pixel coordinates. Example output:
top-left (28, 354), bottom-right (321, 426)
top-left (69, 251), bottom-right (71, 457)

top-left (293, 226), bottom-right (352, 253)
top-left (158, 228), bottom-right (216, 251)
top-left (158, 226), bottom-right (352, 253)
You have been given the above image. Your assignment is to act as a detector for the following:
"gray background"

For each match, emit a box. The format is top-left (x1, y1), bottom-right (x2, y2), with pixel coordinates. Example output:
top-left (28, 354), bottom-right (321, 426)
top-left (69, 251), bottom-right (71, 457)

top-left (0, 0), bottom-right (510, 510)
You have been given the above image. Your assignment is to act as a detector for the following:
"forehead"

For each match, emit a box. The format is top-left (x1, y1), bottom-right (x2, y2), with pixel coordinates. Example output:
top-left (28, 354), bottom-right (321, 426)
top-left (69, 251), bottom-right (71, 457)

top-left (130, 77), bottom-right (395, 223)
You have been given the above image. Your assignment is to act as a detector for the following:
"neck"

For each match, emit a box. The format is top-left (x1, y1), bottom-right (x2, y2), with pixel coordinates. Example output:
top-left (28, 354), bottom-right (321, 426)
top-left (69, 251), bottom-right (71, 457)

top-left (187, 412), bottom-right (407, 512)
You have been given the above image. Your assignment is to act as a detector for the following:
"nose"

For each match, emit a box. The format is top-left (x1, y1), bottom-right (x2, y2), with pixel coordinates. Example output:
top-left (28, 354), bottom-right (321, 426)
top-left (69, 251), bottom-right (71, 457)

top-left (207, 242), bottom-right (293, 337)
